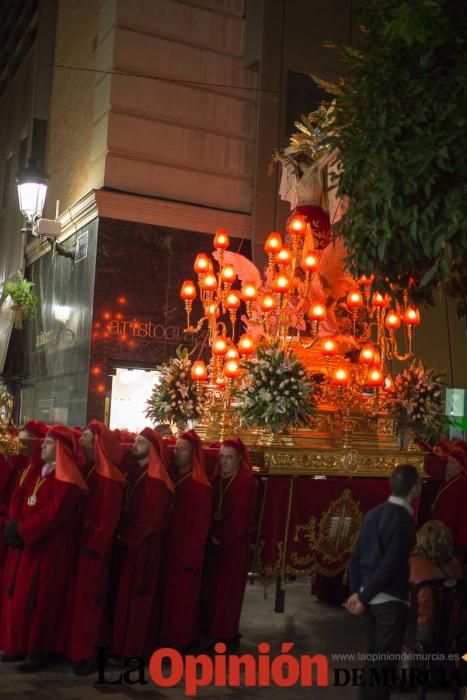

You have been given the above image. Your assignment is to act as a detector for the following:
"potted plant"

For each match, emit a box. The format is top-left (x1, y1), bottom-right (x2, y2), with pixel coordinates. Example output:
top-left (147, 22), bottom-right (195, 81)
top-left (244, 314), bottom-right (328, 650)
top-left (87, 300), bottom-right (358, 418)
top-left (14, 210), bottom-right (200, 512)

top-left (145, 347), bottom-right (200, 434)
top-left (0, 272), bottom-right (39, 329)
top-left (393, 361), bottom-right (446, 447)
top-left (234, 344), bottom-right (318, 438)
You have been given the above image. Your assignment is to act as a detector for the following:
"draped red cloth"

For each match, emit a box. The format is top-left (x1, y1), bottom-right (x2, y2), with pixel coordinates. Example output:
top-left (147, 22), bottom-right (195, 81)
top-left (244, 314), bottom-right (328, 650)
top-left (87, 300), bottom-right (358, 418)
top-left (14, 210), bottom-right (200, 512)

top-left (1, 428), bottom-right (83, 655)
top-left (431, 473), bottom-right (467, 551)
top-left (202, 465), bottom-right (258, 641)
top-left (111, 432), bottom-right (173, 657)
top-left (255, 477), bottom-right (392, 587)
top-left (159, 465), bottom-right (212, 650)
top-left (67, 422), bottom-right (126, 662)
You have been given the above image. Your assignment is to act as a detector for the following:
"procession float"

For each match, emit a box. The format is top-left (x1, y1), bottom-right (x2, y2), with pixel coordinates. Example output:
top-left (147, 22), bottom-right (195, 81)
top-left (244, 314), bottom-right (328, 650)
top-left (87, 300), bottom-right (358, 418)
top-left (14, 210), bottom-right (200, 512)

top-left (145, 104), bottom-right (447, 603)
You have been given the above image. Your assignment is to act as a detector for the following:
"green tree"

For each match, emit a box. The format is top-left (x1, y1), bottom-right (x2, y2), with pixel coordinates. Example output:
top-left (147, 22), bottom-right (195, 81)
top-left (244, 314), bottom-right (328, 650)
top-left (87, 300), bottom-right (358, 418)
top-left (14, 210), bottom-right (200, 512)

top-left (323, 0), bottom-right (467, 316)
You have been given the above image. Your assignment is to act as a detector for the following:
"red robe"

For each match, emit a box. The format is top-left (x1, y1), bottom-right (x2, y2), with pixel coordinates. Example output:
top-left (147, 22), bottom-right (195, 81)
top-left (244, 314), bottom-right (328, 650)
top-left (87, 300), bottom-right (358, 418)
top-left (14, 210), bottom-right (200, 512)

top-left (67, 469), bottom-right (125, 662)
top-left (159, 475), bottom-right (212, 650)
top-left (1, 467), bottom-right (81, 655)
top-left (0, 454), bottom-right (27, 631)
top-left (202, 469), bottom-right (258, 641)
top-left (112, 467), bottom-right (172, 658)
top-left (431, 474), bottom-right (467, 550)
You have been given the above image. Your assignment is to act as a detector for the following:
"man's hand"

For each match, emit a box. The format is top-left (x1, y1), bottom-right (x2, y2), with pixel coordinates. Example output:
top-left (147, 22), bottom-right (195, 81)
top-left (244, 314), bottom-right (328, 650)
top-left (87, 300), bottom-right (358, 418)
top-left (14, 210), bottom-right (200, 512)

top-left (343, 593), bottom-right (365, 615)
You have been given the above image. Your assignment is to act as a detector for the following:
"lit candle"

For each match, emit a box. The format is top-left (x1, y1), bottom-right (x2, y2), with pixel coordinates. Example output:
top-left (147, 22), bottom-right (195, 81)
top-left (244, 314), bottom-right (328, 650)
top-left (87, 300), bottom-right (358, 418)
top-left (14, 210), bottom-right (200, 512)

top-left (264, 231), bottom-right (283, 255)
top-left (275, 247), bottom-right (292, 266)
top-left (372, 292), bottom-right (388, 308)
top-left (403, 306), bottom-right (420, 326)
top-left (213, 229), bottom-right (230, 250)
top-left (302, 252), bottom-right (319, 273)
top-left (347, 290), bottom-right (363, 309)
top-left (332, 367), bottom-right (349, 387)
top-left (212, 336), bottom-right (228, 356)
top-left (225, 345), bottom-right (240, 361)
top-left (224, 359), bottom-right (241, 379)
top-left (309, 303), bottom-right (326, 322)
top-left (287, 214), bottom-right (307, 236)
top-left (194, 253), bottom-right (210, 274)
top-left (322, 338), bottom-right (337, 357)
top-left (367, 367), bottom-right (384, 387)
top-left (191, 360), bottom-right (208, 382)
top-left (204, 302), bottom-right (219, 318)
top-left (225, 291), bottom-right (241, 310)
top-left (241, 282), bottom-right (258, 302)
top-left (180, 280), bottom-right (196, 300)
top-left (384, 375), bottom-right (395, 393)
top-left (385, 310), bottom-right (401, 330)
top-left (272, 274), bottom-right (291, 294)
top-left (202, 273), bottom-right (217, 292)
top-left (221, 265), bottom-right (236, 284)
top-left (358, 344), bottom-right (375, 365)
top-left (238, 333), bottom-right (254, 356)
top-left (260, 294), bottom-right (277, 312)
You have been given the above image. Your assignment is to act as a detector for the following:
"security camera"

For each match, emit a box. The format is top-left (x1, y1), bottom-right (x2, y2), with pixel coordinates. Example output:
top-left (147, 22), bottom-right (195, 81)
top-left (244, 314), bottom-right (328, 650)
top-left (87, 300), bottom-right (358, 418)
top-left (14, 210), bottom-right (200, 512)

top-left (32, 218), bottom-right (62, 238)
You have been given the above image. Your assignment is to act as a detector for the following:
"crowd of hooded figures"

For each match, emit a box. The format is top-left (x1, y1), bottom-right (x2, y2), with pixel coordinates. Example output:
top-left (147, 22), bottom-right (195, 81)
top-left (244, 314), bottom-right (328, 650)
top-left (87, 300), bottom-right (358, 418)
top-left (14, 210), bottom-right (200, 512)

top-left (0, 420), bottom-right (257, 675)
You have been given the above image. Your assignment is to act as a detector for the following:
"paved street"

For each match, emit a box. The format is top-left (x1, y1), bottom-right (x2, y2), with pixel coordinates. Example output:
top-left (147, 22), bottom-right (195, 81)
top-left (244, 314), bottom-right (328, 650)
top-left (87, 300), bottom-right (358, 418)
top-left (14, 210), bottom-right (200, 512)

top-left (0, 578), bottom-right (464, 699)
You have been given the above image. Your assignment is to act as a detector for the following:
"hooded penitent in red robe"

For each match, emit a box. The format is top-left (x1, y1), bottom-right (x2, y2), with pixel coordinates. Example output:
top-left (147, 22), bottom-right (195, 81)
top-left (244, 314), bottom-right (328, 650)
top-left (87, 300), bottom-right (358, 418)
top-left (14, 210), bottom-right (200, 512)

top-left (67, 421), bottom-right (126, 663)
top-left (159, 430), bottom-right (212, 651)
top-left (112, 428), bottom-right (173, 658)
top-left (201, 437), bottom-right (258, 643)
top-left (0, 421), bottom-right (48, 640)
top-left (0, 425), bottom-right (87, 656)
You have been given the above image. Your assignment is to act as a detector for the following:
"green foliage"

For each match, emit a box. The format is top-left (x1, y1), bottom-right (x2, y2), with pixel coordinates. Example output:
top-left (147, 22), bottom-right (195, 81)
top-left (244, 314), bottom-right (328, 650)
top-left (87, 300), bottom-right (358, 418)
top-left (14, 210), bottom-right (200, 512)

top-left (1, 272), bottom-right (38, 320)
top-left (320, 0), bottom-right (467, 315)
top-left (145, 347), bottom-right (200, 427)
top-left (234, 345), bottom-right (318, 433)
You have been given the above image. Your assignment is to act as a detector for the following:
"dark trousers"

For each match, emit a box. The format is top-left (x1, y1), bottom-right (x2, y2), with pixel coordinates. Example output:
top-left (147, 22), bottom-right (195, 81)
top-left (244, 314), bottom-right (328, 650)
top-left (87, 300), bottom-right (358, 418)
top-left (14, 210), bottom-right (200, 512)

top-left (360, 601), bottom-right (408, 700)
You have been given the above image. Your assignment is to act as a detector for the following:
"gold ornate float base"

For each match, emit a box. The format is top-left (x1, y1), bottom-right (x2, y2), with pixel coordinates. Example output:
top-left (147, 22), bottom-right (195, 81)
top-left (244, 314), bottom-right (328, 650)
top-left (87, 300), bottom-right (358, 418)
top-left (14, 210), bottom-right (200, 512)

top-left (254, 443), bottom-right (425, 478)
top-left (195, 403), bottom-right (426, 478)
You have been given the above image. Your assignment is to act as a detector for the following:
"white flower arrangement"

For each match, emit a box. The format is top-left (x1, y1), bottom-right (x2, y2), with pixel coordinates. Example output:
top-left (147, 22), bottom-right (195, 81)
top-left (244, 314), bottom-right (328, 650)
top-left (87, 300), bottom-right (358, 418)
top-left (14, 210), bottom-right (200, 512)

top-left (393, 361), bottom-right (446, 440)
top-left (234, 344), bottom-right (318, 433)
top-left (145, 347), bottom-right (200, 426)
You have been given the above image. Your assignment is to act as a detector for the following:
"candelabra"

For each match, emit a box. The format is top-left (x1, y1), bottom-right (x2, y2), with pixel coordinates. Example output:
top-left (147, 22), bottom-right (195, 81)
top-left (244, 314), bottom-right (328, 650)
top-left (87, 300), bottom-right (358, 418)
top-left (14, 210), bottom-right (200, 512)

top-left (180, 222), bottom-right (421, 421)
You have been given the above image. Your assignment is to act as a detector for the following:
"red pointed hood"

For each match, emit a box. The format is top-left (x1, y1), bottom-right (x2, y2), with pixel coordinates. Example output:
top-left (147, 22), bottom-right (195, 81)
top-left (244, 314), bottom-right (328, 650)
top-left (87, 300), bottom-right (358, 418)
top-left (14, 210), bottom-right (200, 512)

top-left (23, 420), bottom-right (48, 439)
top-left (140, 427), bottom-right (174, 492)
top-left (47, 425), bottom-right (88, 491)
top-left (88, 420), bottom-right (126, 482)
top-left (179, 429), bottom-right (210, 487)
top-left (221, 436), bottom-right (253, 472)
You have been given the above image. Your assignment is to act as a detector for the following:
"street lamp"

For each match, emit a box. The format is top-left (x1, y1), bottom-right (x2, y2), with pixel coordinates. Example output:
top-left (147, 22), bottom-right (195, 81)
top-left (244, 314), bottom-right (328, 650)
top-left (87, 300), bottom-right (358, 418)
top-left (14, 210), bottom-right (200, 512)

top-left (16, 161), bottom-right (48, 225)
top-left (16, 160), bottom-right (73, 259)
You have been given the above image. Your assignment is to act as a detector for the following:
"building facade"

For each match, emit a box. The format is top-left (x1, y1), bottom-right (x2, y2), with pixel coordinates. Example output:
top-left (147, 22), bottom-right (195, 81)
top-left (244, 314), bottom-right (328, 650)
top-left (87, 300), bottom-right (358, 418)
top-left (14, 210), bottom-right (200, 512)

top-left (1, 0), bottom-right (465, 429)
